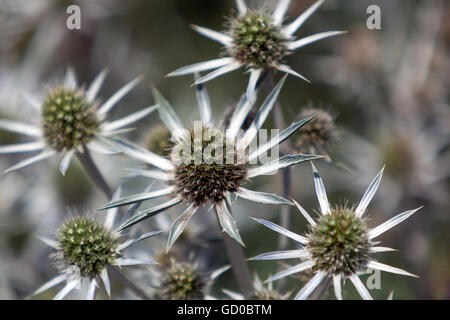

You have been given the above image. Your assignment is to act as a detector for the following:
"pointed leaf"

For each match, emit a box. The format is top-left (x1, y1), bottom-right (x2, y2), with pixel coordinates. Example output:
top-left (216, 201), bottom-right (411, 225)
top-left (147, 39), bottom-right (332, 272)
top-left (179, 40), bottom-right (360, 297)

top-left (166, 204), bottom-right (198, 251)
top-left (215, 201), bottom-right (245, 246)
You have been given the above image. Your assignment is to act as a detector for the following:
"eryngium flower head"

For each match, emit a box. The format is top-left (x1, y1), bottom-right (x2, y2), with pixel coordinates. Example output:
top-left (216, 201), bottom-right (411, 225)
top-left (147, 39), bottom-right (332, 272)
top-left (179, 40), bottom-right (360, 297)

top-left (0, 68), bottom-right (156, 175)
top-left (252, 164), bottom-right (422, 300)
top-left (227, 11), bottom-right (288, 69)
top-left (308, 206), bottom-right (370, 276)
top-left (31, 191), bottom-right (160, 300)
top-left (57, 217), bottom-right (118, 278)
top-left (168, 0), bottom-right (346, 98)
top-left (42, 87), bottom-right (100, 152)
top-left (160, 262), bottom-right (206, 300)
top-left (295, 108), bottom-right (336, 154)
top-left (172, 126), bottom-right (247, 206)
top-left (100, 75), bottom-right (321, 249)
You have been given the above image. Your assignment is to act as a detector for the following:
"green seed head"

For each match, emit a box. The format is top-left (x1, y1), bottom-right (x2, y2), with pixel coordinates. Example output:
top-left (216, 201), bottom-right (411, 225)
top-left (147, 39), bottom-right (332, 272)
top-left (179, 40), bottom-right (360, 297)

top-left (144, 124), bottom-right (173, 157)
top-left (308, 207), bottom-right (371, 276)
top-left (160, 263), bottom-right (206, 300)
top-left (42, 87), bottom-right (100, 152)
top-left (295, 108), bottom-right (336, 153)
top-left (172, 126), bottom-right (247, 206)
top-left (227, 11), bottom-right (288, 69)
top-left (57, 216), bottom-right (118, 278)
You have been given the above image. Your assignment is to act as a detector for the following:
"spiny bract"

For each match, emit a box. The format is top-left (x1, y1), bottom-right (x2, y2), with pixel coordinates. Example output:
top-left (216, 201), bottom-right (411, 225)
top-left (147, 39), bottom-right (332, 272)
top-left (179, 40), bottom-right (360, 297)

top-left (227, 11), bottom-right (288, 69)
top-left (308, 206), bottom-right (371, 276)
top-left (42, 87), bottom-right (100, 152)
top-left (57, 216), bottom-right (118, 278)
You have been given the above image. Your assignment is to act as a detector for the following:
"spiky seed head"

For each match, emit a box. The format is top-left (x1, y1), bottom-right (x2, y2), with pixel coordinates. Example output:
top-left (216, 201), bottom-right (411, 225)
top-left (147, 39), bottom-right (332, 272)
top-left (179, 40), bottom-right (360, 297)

top-left (227, 11), bottom-right (288, 69)
top-left (143, 124), bottom-right (173, 157)
top-left (160, 262), bottom-right (206, 300)
top-left (308, 206), bottom-right (371, 276)
top-left (57, 216), bottom-right (118, 278)
top-left (171, 126), bottom-right (247, 206)
top-left (41, 87), bottom-right (100, 152)
top-left (295, 108), bottom-right (336, 153)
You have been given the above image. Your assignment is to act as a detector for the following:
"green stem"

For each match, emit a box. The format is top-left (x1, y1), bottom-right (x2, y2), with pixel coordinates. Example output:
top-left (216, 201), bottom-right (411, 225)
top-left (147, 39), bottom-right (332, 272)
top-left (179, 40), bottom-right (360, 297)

top-left (262, 70), bottom-right (293, 252)
top-left (222, 233), bottom-right (253, 298)
top-left (215, 210), bottom-right (253, 299)
top-left (76, 146), bottom-right (113, 199)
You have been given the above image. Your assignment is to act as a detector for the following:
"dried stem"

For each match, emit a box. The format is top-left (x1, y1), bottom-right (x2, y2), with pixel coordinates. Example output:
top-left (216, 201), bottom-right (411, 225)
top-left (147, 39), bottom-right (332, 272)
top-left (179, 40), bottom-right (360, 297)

top-left (76, 146), bottom-right (113, 199)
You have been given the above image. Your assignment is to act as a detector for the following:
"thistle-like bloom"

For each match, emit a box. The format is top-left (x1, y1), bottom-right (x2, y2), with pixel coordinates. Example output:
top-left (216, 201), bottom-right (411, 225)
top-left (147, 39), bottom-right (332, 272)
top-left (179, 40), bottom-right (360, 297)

top-left (151, 257), bottom-right (229, 300)
top-left (0, 68), bottom-right (157, 175)
top-left (32, 189), bottom-right (161, 300)
top-left (252, 164), bottom-right (422, 300)
top-left (294, 107), bottom-right (337, 155)
top-left (159, 262), bottom-right (208, 300)
top-left (167, 0), bottom-right (345, 98)
top-left (99, 75), bottom-right (321, 249)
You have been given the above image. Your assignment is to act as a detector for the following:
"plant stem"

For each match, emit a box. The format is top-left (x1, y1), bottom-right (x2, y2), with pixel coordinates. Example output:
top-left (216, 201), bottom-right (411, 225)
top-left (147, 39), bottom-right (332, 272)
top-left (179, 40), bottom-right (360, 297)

top-left (214, 208), bottom-right (253, 299)
top-left (76, 146), bottom-right (113, 199)
top-left (262, 70), bottom-right (293, 251)
top-left (108, 265), bottom-right (151, 300)
top-left (222, 232), bottom-right (253, 298)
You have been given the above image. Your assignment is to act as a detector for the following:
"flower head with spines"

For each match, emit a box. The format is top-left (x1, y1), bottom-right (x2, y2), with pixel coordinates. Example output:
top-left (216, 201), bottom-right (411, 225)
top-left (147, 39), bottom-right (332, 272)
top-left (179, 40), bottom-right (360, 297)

top-left (31, 188), bottom-right (161, 300)
top-left (0, 68), bottom-right (157, 175)
top-left (295, 107), bottom-right (337, 155)
top-left (160, 262), bottom-right (207, 300)
top-left (167, 0), bottom-right (346, 99)
top-left (251, 163), bottom-right (422, 300)
top-left (98, 75), bottom-right (322, 250)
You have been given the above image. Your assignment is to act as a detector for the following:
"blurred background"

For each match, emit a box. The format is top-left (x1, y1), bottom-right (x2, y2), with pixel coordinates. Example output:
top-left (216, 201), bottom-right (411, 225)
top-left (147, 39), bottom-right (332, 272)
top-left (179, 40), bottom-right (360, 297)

top-left (0, 0), bottom-right (448, 299)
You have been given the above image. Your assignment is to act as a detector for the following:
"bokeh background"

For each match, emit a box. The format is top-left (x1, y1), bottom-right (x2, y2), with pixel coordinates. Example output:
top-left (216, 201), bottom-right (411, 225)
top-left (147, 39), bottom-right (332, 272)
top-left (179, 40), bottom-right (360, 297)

top-left (0, 0), bottom-right (448, 299)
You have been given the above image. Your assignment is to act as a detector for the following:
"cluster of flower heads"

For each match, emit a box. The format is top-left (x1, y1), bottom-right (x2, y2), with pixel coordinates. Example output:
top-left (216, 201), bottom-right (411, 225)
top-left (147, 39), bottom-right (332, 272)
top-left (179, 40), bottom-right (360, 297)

top-left (0, 0), bottom-right (423, 300)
